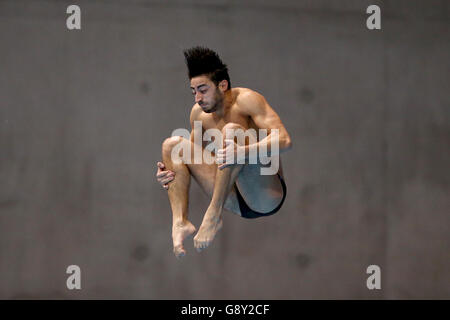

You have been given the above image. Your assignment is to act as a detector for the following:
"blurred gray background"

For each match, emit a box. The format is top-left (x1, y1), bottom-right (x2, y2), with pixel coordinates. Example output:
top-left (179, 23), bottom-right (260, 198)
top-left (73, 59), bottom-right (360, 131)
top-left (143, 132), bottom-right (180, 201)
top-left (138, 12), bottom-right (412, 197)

top-left (0, 0), bottom-right (449, 299)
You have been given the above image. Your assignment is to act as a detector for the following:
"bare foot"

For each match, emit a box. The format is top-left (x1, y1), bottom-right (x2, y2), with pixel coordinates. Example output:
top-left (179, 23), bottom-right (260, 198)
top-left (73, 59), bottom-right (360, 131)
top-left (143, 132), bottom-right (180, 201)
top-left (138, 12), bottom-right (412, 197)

top-left (172, 220), bottom-right (196, 258)
top-left (193, 210), bottom-right (223, 252)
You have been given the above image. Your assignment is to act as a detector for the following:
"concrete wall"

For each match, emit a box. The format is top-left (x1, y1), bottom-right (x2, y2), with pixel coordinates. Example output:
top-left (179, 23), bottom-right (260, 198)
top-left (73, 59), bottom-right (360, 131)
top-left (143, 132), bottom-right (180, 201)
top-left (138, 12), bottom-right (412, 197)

top-left (0, 0), bottom-right (449, 299)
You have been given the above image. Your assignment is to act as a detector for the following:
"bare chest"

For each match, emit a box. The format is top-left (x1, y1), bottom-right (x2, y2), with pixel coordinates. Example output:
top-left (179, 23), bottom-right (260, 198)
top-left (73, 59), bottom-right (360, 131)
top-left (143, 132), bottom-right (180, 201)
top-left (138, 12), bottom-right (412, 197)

top-left (199, 108), bottom-right (256, 132)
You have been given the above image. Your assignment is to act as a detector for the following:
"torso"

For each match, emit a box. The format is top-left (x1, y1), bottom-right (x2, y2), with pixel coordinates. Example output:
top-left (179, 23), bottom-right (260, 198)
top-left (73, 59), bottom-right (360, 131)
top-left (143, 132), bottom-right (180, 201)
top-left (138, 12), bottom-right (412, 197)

top-left (192, 87), bottom-right (284, 177)
top-left (196, 87), bottom-right (258, 132)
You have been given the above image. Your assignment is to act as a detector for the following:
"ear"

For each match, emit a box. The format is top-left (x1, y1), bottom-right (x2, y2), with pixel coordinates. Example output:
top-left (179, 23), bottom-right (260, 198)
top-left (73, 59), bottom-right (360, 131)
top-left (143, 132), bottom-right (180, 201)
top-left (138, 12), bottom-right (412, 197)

top-left (218, 80), bottom-right (228, 92)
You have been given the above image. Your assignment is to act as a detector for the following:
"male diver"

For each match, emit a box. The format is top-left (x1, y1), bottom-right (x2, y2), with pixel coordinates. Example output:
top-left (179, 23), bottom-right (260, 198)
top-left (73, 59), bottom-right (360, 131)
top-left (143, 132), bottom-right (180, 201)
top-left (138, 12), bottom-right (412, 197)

top-left (156, 47), bottom-right (292, 258)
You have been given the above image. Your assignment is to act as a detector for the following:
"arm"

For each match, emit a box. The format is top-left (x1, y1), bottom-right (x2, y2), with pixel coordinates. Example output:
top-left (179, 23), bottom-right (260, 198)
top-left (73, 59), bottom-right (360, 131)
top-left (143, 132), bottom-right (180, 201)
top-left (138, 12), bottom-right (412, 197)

top-left (237, 90), bottom-right (292, 159)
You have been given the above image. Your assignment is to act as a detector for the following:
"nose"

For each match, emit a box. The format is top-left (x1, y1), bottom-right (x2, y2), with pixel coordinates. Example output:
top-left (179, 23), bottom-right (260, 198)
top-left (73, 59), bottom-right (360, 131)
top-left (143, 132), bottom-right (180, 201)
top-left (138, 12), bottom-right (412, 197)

top-left (195, 92), bottom-right (203, 104)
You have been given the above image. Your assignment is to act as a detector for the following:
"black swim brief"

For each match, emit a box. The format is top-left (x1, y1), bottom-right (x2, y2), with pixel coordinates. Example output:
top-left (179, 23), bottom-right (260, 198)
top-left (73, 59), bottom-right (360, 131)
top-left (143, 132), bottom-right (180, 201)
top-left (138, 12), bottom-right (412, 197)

top-left (234, 173), bottom-right (287, 219)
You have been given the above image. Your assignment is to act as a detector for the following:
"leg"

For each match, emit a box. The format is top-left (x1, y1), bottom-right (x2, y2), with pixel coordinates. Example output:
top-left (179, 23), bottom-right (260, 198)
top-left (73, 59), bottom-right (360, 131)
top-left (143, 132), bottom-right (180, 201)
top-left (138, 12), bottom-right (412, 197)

top-left (161, 136), bottom-right (196, 258)
top-left (161, 135), bottom-right (241, 257)
top-left (202, 123), bottom-right (285, 216)
top-left (235, 163), bottom-right (285, 214)
top-left (193, 123), bottom-right (246, 251)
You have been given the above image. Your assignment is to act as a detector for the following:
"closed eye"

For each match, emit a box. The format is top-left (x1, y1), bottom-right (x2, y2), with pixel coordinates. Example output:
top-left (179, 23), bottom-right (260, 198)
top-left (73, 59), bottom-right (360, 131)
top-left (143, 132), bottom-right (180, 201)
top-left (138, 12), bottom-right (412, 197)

top-left (191, 89), bottom-right (208, 95)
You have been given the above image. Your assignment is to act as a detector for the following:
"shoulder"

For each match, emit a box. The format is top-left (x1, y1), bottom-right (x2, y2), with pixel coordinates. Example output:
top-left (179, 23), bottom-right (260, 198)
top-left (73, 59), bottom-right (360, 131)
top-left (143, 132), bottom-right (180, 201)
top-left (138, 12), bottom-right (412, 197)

top-left (234, 88), bottom-right (268, 115)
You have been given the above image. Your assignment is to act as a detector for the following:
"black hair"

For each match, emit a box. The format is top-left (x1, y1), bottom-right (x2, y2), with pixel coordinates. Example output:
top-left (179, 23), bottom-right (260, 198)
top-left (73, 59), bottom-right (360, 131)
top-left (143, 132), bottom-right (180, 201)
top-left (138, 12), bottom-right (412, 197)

top-left (183, 46), bottom-right (231, 90)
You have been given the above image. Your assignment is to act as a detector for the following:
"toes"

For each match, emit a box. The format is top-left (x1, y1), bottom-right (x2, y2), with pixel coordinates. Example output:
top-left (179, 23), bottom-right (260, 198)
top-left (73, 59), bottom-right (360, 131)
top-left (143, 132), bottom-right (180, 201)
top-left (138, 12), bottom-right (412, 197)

top-left (194, 241), bottom-right (202, 252)
top-left (194, 239), bottom-right (201, 251)
top-left (194, 240), bottom-right (210, 252)
top-left (173, 245), bottom-right (185, 258)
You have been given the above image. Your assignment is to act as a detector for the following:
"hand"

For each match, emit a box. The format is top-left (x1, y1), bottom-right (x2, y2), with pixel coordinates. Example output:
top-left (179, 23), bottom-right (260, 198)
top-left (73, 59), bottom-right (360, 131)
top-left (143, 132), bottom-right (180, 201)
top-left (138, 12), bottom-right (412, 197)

top-left (156, 162), bottom-right (175, 190)
top-left (216, 139), bottom-right (244, 170)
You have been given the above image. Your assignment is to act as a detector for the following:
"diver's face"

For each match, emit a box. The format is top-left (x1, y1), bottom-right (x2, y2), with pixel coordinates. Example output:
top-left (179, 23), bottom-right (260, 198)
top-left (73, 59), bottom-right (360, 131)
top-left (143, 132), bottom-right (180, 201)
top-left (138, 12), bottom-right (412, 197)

top-left (190, 76), bottom-right (223, 113)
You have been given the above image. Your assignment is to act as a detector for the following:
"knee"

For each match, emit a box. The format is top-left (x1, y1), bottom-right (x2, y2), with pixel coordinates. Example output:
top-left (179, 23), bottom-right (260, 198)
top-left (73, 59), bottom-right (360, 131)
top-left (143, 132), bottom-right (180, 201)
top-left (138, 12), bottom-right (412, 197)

top-left (162, 136), bottom-right (184, 156)
top-left (221, 123), bottom-right (257, 146)
top-left (221, 122), bottom-right (246, 140)
top-left (221, 122), bottom-right (245, 133)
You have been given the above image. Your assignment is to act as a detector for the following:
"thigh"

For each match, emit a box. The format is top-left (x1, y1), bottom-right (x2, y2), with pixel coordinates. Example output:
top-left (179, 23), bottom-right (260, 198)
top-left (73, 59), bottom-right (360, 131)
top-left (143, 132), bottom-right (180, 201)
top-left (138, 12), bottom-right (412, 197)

top-left (235, 162), bottom-right (284, 213)
top-left (174, 137), bottom-right (242, 215)
top-left (173, 137), bottom-right (217, 196)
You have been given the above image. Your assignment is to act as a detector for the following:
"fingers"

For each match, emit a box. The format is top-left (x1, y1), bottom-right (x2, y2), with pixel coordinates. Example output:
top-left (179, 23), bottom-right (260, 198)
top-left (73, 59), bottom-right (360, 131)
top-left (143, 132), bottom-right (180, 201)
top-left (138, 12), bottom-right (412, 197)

top-left (216, 148), bottom-right (233, 169)
top-left (216, 148), bottom-right (227, 164)
top-left (224, 139), bottom-right (233, 146)
top-left (157, 172), bottom-right (175, 184)
top-left (156, 162), bottom-right (170, 176)
top-left (159, 174), bottom-right (174, 190)
top-left (216, 151), bottom-right (234, 169)
top-left (156, 162), bottom-right (175, 190)
top-left (156, 163), bottom-right (174, 178)
top-left (216, 140), bottom-right (235, 164)
top-left (157, 170), bottom-right (174, 178)
top-left (160, 176), bottom-right (174, 185)
top-left (218, 163), bottom-right (232, 170)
